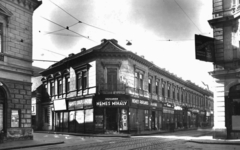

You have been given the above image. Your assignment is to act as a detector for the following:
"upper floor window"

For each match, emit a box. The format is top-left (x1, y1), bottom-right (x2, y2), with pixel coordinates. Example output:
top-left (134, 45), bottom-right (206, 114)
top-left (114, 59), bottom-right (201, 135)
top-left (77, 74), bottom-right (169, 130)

top-left (65, 76), bottom-right (70, 93)
top-left (77, 70), bottom-right (88, 91)
top-left (0, 24), bottom-right (2, 53)
top-left (107, 68), bottom-right (117, 90)
top-left (173, 87), bottom-right (175, 99)
top-left (177, 88), bottom-right (179, 101)
top-left (134, 72), bottom-right (143, 90)
top-left (156, 81), bottom-right (159, 95)
top-left (167, 85), bottom-right (170, 98)
top-left (57, 78), bottom-right (63, 95)
top-left (181, 90), bottom-right (183, 102)
top-left (148, 78), bottom-right (152, 93)
top-left (162, 83), bottom-right (165, 97)
top-left (50, 80), bottom-right (55, 96)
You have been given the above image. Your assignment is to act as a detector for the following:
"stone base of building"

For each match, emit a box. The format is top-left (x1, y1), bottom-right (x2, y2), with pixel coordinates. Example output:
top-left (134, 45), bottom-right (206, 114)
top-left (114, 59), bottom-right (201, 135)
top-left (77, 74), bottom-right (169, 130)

top-left (0, 128), bottom-right (33, 143)
top-left (213, 128), bottom-right (227, 139)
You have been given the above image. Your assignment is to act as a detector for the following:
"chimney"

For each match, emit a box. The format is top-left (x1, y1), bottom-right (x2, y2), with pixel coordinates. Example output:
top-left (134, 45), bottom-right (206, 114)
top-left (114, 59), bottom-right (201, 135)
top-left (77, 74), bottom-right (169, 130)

top-left (68, 53), bottom-right (75, 57)
top-left (101, 39), bottom-right (107, 43)
top-left (81, 48), bottom-right (86, 52)
top-left (110, 39), bottom-right (118, 44)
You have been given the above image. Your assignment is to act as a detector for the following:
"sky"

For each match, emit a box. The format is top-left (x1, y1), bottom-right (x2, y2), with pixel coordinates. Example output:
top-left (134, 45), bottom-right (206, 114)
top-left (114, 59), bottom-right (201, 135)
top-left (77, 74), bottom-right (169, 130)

top-left (32, 0), bottom-right (214, 91)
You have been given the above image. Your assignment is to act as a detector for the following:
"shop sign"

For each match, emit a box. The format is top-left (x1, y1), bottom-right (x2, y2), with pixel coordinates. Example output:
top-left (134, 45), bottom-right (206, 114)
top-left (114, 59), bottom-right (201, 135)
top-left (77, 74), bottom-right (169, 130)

top-left (96, 101), bottom-right (128, 107)
top-left (139, 100), bottom-right (149, 105)
top-left (95, 115), bottom-right (103, 129)
top-left (54, 99), bottom-right (67, 111)
top-left (68, 98), bottom-right (92, 110)
top-left (131, 99), bottom-right (149, 106)
top-left (163, 102), bottom-right (174, 108)
top-left (150, 102), bottom-right (157, 107)
top-left (195, 34), bottom-right (215, 62)
top-left (101, 91), bottom-right (126, 94)
top-left (105, 98), bottom-right (118, 100)
top-left (163, 108), bottom-right (174, 114)
top-left (189, 108), bottom-right (199, 113)
top-left (132, 99), bottom-right (139, 104)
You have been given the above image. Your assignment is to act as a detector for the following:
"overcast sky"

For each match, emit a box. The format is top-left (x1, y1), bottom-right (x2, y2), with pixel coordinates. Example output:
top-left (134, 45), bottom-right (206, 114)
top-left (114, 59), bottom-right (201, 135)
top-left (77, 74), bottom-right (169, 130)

top-left (32, 0), bottom-right (214, 91)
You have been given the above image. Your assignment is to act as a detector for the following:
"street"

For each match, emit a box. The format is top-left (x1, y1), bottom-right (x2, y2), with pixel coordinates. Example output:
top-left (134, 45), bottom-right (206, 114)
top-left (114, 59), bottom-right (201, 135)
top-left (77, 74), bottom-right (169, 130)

top-left (20, 130), bottom-right (240, 150)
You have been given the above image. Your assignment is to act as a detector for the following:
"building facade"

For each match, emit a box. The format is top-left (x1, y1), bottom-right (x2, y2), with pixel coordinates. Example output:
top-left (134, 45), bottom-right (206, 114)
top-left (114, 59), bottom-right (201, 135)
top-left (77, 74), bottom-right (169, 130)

top-left (208, 0), bottom-right (240, 139)
top-left (0, 0), bottom-right (41, 143)
top-left (37, 39), bottom-right (213, 134)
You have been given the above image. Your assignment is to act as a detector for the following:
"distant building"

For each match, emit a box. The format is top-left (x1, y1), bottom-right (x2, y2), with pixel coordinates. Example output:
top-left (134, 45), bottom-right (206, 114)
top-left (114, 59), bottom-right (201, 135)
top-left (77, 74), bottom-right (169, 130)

top-left (36, 39), bottom-right (213, 134)
top-left (0, 0), bottom-right (41, 143)
top-left (31, 66), bottom-right (45, 131)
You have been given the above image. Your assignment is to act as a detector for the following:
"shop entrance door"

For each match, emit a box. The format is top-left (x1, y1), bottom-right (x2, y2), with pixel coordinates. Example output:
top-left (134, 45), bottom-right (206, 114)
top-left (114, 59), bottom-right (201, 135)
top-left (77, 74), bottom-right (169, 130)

top-left (151, 111), bottom-right (155, 130)
top-left (229, 84), bottom-right (240, 132)
top-left (0, 88), bottom-right (6, 132)
top-left (106, 108), bottom-right (118, 131)
top-left (55, 112), bottom-right (68, 132)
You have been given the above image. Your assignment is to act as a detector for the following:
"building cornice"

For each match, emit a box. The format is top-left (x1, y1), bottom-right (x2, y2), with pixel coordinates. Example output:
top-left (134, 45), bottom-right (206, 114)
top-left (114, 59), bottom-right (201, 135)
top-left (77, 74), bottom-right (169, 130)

top-left (6, 0), bottom-right (42, 12)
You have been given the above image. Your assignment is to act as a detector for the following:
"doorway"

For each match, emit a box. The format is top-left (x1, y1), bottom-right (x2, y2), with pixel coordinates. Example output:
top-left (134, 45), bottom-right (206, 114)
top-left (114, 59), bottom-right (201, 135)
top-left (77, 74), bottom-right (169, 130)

top-left (106, 108), bottom-right (118, 131)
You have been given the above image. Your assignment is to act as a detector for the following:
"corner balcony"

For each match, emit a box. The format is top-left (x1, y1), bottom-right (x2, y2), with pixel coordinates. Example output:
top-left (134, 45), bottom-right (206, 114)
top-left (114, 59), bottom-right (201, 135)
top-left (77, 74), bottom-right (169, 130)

top-left (98, 83), bottom-right (149, 98)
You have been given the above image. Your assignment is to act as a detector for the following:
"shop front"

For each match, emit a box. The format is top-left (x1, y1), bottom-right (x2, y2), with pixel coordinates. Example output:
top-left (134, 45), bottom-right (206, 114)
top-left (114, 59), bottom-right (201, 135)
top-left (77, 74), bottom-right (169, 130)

top-left (174, 106), bottom-right (183, 129)
top-left (162, 102), bottom-right (174, 130)
top-left (52, 97), bottom-right (94, 133)
top-left (94, 96), bottom-right (129, 133)
top-left (189, 108), bottom-right (199, 128)
top-left (130, 98), bottom-right (162, 132)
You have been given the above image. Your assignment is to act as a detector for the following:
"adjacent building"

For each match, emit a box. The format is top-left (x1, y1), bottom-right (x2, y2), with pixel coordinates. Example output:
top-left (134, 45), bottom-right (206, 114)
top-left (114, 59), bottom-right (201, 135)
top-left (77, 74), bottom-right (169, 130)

top-left (0, 0), bottom-right (41, 143)
top-left (208, 0), bottom-right (240, 139)
top-left (37, 39), bottom-right (213, 134)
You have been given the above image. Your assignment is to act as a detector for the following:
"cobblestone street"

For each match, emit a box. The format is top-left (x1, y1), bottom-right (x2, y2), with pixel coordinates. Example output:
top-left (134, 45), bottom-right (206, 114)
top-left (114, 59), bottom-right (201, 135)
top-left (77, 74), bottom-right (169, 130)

top-left (19, 130), bottom-right (240, 150)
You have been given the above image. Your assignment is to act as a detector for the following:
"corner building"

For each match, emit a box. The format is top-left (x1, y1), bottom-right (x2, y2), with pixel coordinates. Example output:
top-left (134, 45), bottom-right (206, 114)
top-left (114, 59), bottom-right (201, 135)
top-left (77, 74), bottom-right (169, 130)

top-left (209, 0), bottom-right (240, 139)
top-left (0, 0), bottom-right (41, 143)
top-left (38, 39), bottom-right (213, 134)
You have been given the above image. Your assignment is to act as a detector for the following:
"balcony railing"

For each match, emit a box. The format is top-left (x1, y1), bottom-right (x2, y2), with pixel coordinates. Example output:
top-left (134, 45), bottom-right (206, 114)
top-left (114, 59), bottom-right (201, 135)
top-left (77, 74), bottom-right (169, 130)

top-left (99, 83), bottom-right (126, 94)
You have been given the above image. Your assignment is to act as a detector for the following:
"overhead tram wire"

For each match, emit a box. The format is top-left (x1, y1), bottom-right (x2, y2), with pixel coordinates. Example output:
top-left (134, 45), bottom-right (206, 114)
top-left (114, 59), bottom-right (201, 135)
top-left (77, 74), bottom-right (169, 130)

top-left (173, 0), bottom-right (202, 34)
top-left (40, 16), bottom-right (97, 43)
top-left (42, 21), bottom-right (80, 35)
top-left (48, 0), bottom-right (115, 34)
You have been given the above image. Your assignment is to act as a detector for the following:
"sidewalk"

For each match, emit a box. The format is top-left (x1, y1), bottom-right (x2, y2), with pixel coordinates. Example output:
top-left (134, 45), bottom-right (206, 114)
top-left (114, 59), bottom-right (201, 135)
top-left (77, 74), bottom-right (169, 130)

top-left (188, 128), bottom-right (240, 145)
top-left (0, 131), bottom-right (130, 150)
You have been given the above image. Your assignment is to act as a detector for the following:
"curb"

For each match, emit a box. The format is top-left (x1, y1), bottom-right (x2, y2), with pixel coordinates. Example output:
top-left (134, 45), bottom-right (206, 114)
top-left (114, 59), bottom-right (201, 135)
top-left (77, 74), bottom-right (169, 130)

top-left (34, 131), bottom-right (131, 138)
top-left (187, 140), bottom-right (240, 146)
top-left (0, 141), bottom-right (64, 150)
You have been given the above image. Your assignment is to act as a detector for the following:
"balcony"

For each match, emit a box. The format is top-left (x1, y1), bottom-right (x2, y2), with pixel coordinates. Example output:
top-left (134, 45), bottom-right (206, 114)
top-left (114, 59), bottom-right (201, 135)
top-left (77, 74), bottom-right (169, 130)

top-left (98, 83), bottom-right (149, 98)
top-left (99, 83), bottom-right (126, 94)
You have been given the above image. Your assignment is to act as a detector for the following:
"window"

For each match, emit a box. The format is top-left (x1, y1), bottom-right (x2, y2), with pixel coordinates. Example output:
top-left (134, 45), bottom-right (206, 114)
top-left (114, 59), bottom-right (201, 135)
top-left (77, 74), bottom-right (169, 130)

top-left (173, 87), bottom-right (175, 99)
top-left (0, 24), bottom-right (2, 53)
top-left (144, 110), bottom-right (148, 127)
top-left (177, 88), bottom-right (179, 101)
top-left (44, 107), bottom-right (49, 123)
top-left (65, 76), bottom-right (70, 93)
top-left (57, 78), bottom-right (63, 96)
top-left (44, 82), bottom-right (48, 93)
top-left (11, 109), bottom-right (20, 127)
top-left (162, 83), bottom-right (165, 97)
top-left (50, 80), bottom-right (55, 96)
top-left (77, 70), bottom-right (88, 90)
top-left (134, 72), bottom-right (143, 90)
top-left (167, 85), bottom-right (170, 98)
top-left (181, 90), bottom-right (183, 102)
top-left (156, 81), bottom-right (159, 95)
top-left (148, 78), bottom-right (152, 93)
